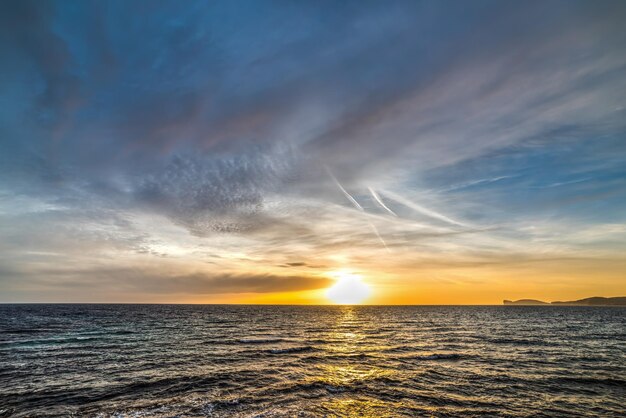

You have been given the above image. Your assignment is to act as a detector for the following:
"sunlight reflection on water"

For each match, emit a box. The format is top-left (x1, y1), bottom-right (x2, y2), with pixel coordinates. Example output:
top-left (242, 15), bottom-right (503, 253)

top-left (1, 305), bottom-right (625, 417)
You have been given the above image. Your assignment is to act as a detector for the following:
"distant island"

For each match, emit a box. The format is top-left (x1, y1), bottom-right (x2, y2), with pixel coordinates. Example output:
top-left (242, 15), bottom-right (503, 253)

top-left (504, 297), bottom-right (626, 306)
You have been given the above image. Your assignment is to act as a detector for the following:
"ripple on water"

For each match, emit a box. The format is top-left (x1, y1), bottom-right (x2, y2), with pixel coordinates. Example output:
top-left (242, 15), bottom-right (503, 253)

top-left (0, 305), bottom-right (624, 417)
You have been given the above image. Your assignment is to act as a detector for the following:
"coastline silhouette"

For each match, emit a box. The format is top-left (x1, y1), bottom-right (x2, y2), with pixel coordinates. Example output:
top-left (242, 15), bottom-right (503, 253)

top-left (503, 296), bottom-right (626, 306)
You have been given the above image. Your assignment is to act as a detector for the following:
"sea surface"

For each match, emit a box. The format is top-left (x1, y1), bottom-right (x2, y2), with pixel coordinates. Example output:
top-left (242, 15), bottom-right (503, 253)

top-left (1, 305), bottom-right (625, 417)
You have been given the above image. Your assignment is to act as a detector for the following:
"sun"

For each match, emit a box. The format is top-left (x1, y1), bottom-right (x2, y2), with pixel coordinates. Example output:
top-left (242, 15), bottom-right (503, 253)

top-left (326, 271), bottom-right (371, 304)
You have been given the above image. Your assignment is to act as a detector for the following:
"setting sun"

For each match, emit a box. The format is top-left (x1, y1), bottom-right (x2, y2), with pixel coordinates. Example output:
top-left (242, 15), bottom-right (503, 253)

top-left (326, 271), bottom-right (371, 304)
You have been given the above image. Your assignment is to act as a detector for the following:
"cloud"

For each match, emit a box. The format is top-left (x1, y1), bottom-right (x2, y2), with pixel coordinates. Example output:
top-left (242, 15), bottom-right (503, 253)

top-left (1, 1), bottom-right (625, 301)
top-left (132, 144), bottom-right (299, 235)
top-left (0, 266), bottom-right (331, 296)
top-left (0, 1), bottom-right (83, 135)
top-left (159, 272), bottom-right (331, 294)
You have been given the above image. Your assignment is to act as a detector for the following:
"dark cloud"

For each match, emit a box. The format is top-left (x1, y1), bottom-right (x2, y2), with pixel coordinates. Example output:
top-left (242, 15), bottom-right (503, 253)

top-left (1, 267), bottom-right (331, 296)
top-left (158, 272), bottom-right (331, 294)
top-left (133, 144), bottom-right (298, 235)
top-left (0, 1), bottom-right (82, 135)
top-left (283, 262), bottom-right (307, 267)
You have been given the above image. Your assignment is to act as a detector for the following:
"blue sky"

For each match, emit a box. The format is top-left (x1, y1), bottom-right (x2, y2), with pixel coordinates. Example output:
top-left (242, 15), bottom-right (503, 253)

top-left (0, 0), bottom-right (625, 303)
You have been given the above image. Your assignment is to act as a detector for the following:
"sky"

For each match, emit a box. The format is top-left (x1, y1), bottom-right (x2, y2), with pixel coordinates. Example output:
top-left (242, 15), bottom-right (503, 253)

top-left (0, 0), bottom-right (625, 304)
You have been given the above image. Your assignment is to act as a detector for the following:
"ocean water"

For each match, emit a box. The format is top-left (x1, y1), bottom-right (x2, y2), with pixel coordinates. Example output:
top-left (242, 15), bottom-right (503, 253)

top-left (1, 305), bottom-right (624, 417)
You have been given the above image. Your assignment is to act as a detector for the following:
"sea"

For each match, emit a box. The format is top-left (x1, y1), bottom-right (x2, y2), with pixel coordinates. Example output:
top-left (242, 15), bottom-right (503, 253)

top-left (1, 305), bottom-right (624, 417)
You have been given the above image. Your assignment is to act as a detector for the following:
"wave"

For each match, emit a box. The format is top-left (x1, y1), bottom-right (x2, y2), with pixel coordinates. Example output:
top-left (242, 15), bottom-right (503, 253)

top-left (0, 336), bottom-right (106, 348)
top-left (0, 408), bottom-right (14, 418)
top-left (238, 338), bottom-right (284, 344)
top-left (268, 346), bottom-right (315, 354)
top-left (487, 337), bottom-right (559, 346)
top-left (382, 345), bottom-right (418, 353)
top-left (547, 376), bottom-right (626, 387)
top-left (413, 353), bottom-right (463, 360)
top-left (0, 328), bottom-right (59, 335)
top-left (285, 381), bottom-right (350, 394)
top-left (298, 352), bottom-right (373, 363)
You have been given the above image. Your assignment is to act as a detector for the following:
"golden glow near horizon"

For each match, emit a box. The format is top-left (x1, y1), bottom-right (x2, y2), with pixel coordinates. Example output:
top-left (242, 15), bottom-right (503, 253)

top-left (326, 271), bottom-right (371, 305)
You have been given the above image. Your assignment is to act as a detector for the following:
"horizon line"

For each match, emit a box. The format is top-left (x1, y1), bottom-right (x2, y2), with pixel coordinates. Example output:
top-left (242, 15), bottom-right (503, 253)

top-left (1, 302), bottom-right (624, 306)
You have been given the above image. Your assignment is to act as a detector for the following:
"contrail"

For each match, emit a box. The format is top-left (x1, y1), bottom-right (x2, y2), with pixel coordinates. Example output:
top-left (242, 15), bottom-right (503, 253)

top-left (369, 224), bottom-right (391, 253)
top-left (326, 168), bottom-right (363, 211)
top-left (381, 189), bottom-right (467, 227)
top-left (441, 175), bottom-right (514, 192)
top-left (325, 167), bottom-right (390, 252)
top-left (368, 187), bottom-right (397, 217)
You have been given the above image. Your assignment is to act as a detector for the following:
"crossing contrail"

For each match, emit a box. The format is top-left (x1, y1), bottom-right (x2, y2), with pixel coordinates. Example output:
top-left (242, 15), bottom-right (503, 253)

top-left (368, 187), bottom-right (397, 217)
top-left (325, 167), bottom-right (390, 252)
top-left (381, 189), bottom-right (467, 227)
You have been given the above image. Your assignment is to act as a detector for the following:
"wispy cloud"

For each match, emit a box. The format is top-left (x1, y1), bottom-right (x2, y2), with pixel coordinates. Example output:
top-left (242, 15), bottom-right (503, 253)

top-left (1, 0), bottom-right (625, 302)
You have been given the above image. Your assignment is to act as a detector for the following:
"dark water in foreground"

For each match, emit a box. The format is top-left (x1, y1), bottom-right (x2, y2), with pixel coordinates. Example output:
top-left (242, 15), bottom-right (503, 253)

top-left (1, 305), bottom-right (625, 417)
